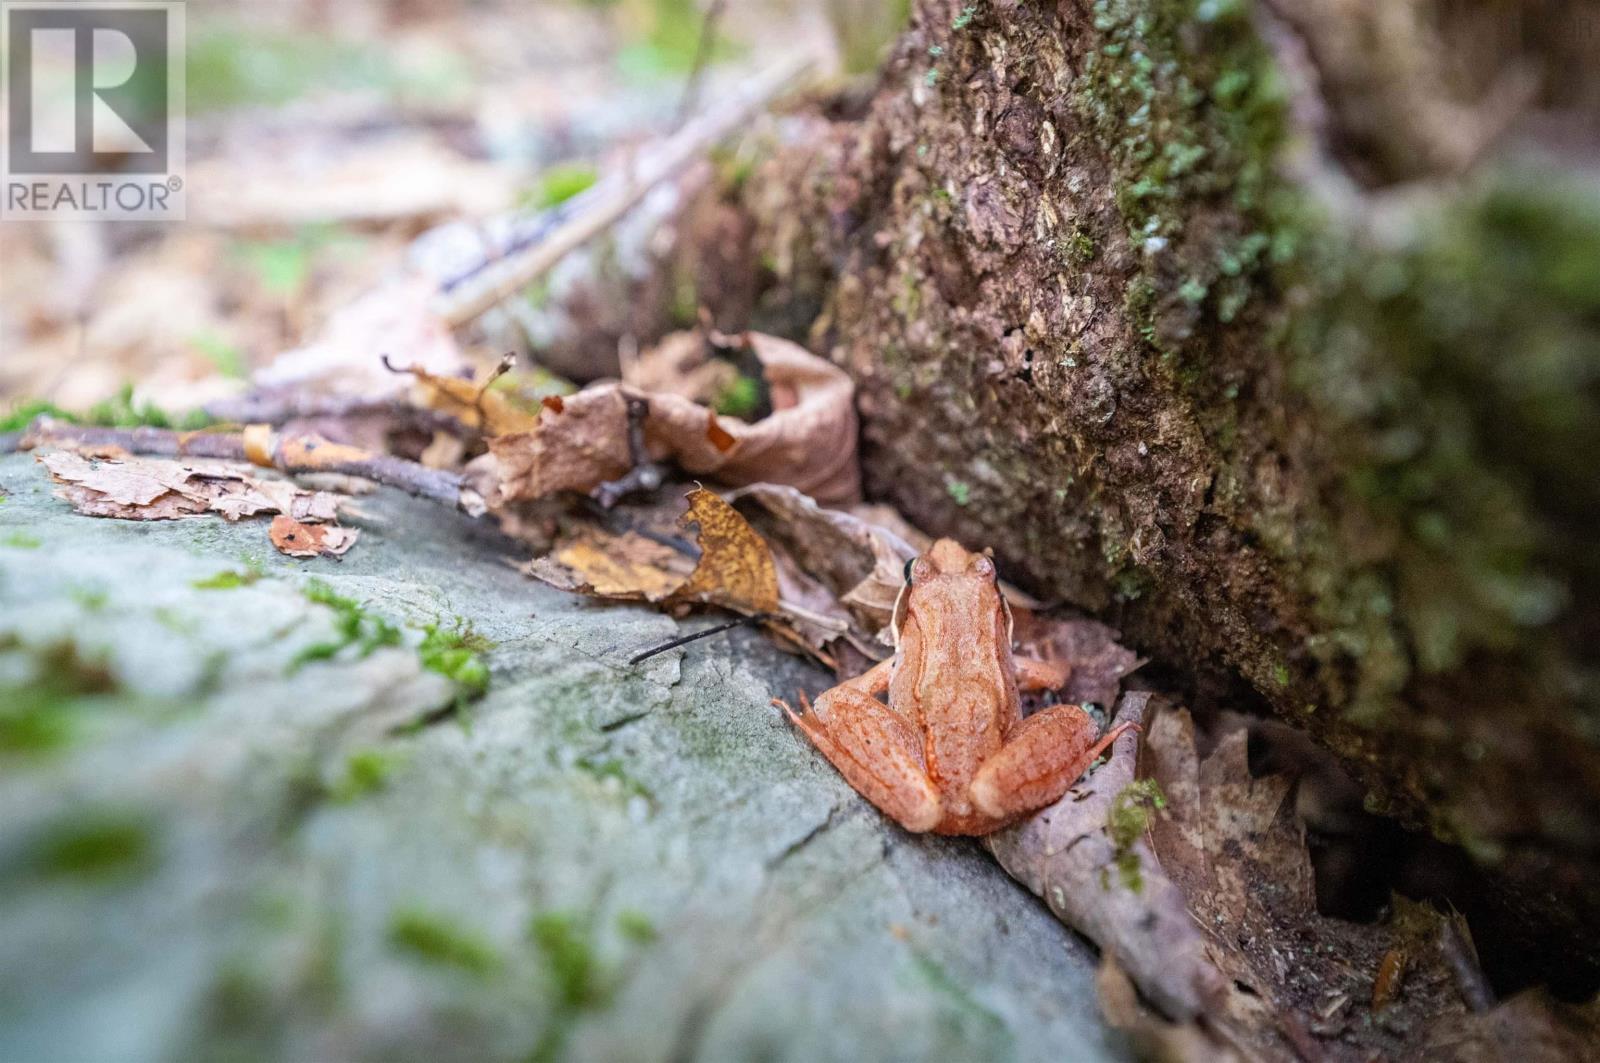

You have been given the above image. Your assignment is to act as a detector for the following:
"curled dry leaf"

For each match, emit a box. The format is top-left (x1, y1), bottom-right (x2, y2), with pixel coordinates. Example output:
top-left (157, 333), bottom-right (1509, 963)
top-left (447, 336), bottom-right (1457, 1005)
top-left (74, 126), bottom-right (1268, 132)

top-left (986, 693), bottom-right (1223, 1023)
top-left (525, 487), bottom-right (779, 618)
top-left (1125, 707), bottom-right (1500, 1060)
top-left (270, 514), bottom-right (360, 559)
top-left (475, 332), bottom-right (860, 508)
top-left (40, 450), bottom-right (340, 524)
top-left (729, 483), bottom-right (916, 652)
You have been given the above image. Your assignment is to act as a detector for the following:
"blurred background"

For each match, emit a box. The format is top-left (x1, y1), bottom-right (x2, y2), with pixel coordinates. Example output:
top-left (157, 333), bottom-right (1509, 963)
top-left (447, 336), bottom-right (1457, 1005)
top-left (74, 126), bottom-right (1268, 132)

top-left (0, 0), bottom-right (889, 419)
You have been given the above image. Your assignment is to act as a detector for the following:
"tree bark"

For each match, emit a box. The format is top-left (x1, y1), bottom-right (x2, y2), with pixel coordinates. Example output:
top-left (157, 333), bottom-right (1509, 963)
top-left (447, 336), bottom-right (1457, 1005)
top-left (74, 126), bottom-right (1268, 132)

top-left (689, 0), bottom-right (1600, 990)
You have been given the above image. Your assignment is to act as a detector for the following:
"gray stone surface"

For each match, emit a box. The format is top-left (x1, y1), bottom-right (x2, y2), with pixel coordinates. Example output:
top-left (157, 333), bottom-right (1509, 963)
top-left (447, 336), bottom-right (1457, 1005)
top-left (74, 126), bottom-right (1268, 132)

top-left (0, 452), bottom-right (1121, 1063)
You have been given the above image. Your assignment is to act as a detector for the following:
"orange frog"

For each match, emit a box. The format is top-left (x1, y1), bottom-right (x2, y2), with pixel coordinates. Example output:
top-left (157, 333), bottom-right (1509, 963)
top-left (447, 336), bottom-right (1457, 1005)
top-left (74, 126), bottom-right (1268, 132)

top-left (775, 539), bottom-right (1136, 835)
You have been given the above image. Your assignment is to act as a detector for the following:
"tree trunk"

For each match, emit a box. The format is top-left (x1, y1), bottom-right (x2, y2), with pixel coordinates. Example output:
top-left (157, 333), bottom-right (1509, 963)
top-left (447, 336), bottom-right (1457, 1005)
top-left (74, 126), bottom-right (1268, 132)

top-left (688, 0), bottom-right (1600, 991)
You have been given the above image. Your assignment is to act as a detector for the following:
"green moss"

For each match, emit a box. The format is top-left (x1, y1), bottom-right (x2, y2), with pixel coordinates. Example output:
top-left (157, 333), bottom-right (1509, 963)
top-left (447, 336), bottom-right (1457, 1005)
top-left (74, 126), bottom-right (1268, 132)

top-left (952, 5), bottom-right (979, 30)
top-left (417, 620), bottom-right (493, 701)
top-left (68, 584), bottom-right (109, 611)
top-left (1, 386), bottom-right (212, 432)
top-left (1106, 779), bottom-right (1166, 892)
top-left (190, 332), bottom-right (247, 379)
top-left (387, 908), bottom-right (501, 978)
top-left (330, 749), bottom-right (403, 801)
top-left (0, 399), bottom-right (76, 432)
top-left (1, 531), bottom-right (41, 549)
top-left (945, 479), bottom-right (972, 506)
top-left (290, 580), bottom-right (402, 672)
top-left (87, 383), bottom-right (214, 430)
top-left (615, 0), bottom-right (742, 78)
top-left (525, 162), bottom-right (598, 211)
top-left (193, 558), bottom-right (267, 590)
top-left (573, 756), bottom-right (653, 804)
top-left (1285, 172), bottom-right (1600, 728)
top-left (24, 810), bottom-right (157, 882)
top-left (1074, 0), bottom-right (1290, 353)
top-left (615, 909), bottom-right (657, 944)
top-left (530, 911), bottom-right (606, 1010)
top-left (712, 374), bottom-right (761, 419)
top-left (0, 641), bottom-right (118, 756)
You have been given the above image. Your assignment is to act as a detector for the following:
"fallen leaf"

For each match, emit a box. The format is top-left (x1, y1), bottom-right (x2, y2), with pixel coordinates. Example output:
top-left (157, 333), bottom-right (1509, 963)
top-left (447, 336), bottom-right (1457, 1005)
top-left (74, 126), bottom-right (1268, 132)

top-left (986, 693), bottom-right (1224, 1023)
top-left (729, 482), bottom-right (916, 651)
top-left (39, 450), bottom-right (341, 524)
top-left (474, 331), bottom-right (860, 508)
top-left (674, 486), bottom-right (779, 615)
top-left (270, 514), bottom-right (360, 558)
top-left (526, 528), bottom-right (689, 601)
top-left (1117, 707), bottom-right (1491, 1060)
top-left (481, 385), bottom-right (634, 501)
top-left (524, 487), bottom-right (779, 618)
top-left (1412, 988), bottom-right (1600, 1061)
top-left (390, 357), bottom-right (546, 437)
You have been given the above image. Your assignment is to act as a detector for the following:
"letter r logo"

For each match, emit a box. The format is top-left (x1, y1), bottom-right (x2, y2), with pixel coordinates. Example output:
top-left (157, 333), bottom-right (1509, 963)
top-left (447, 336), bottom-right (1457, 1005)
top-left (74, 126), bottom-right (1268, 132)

top-left (5, 4), bottom-right (170, 174)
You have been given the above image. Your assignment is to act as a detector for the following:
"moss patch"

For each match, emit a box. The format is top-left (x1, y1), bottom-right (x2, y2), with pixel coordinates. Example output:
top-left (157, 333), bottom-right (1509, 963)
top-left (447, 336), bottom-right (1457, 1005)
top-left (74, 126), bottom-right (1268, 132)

top-left (1105, 778), bottom-right (1166, 892)
top-left (387, 908), bottom-right (502, 978)
top-left (290, 580), bottom-right (402, 671)
top-left (21, 810), bottom-right (158, 883)
top-left (417, 620), bottom-right (493, 701)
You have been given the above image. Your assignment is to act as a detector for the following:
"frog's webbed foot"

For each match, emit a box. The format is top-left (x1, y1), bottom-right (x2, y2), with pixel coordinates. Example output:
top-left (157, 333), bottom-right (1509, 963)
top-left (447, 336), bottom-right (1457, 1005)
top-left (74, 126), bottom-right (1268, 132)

top-left (775, 685), bottom-right (941, 833)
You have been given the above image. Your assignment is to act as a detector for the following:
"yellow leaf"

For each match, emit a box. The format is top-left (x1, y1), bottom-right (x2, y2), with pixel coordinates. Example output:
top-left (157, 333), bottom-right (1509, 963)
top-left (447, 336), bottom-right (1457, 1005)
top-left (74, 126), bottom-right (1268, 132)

top-left (673, 487), bottom-right (779, 615)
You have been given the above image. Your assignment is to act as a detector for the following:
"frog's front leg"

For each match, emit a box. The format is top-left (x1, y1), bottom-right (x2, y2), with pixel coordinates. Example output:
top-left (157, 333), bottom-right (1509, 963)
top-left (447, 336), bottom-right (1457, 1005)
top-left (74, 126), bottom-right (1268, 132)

top-left (773, 660), bottom-right (943, 833)
top-left (1013, 655), bottom-right (1071, 692)
top-left (968, 704), bottom-right (1138, 824)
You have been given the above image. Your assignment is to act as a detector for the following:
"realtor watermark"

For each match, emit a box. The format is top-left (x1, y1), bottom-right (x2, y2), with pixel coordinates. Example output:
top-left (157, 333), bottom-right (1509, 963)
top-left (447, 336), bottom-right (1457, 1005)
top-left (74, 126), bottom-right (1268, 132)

top-left (3, 0), bottom-right (185, 220)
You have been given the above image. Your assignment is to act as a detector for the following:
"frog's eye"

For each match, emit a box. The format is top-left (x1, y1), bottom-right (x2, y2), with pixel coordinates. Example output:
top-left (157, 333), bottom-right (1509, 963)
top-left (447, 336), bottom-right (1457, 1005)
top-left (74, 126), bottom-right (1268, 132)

top-left (973, 555), bottom-right (995, 578)
top-left (903, 557), bottom-right (917, 584)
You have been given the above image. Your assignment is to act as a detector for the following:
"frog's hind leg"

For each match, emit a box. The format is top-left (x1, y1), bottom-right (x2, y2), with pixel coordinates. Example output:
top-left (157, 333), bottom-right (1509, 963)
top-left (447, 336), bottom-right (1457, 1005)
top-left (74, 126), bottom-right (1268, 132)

top-left (968, 706), bottom-right (1138, 824)
top-left (774, 684), bottom-right (942, 833)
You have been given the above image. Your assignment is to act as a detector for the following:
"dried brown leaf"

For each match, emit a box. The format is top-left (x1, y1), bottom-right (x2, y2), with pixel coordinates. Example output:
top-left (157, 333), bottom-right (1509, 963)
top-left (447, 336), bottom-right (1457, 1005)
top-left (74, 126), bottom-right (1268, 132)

top-left (729, 482), bottom-right (916, 651)
top-left (986, 694), bottom-right (1222, 1022)
top-left (480, 386), bottom-right (634, 502)
top-left (673, 487), bottom-right (779, 615)
top-left (523, 488), bottom-right (778, 619)
top-left (525, 529), bottom-right (688, 601)
top-left (39, 450), bottom-right (341, 525)
top-left (394, 360), bottom-right (543, 436)
top-left (269, 514), bottom-right (360, 558)
top-left (475, 332), bottom-right (860, 509)
top-left (1010, 608), bottom-right (1142, 710)
top-left (1412, 989), bottom-right (1600, 1062)
top-left (1139, 708), bottom-right (1487, 1060)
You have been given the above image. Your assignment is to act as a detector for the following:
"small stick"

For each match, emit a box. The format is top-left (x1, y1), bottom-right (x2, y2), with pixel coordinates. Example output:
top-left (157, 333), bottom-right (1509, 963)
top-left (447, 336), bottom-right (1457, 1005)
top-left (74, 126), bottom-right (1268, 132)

top-left (629, 615), bottom-right (755, 664)
top-left (675, 0), bottom-right (728, 131)
top-left (13, 418), bottom-right (480, 514)
top-left (433, 53), bottom-right (812, 328)
top-left (591, 396), bottom-right (667, 508)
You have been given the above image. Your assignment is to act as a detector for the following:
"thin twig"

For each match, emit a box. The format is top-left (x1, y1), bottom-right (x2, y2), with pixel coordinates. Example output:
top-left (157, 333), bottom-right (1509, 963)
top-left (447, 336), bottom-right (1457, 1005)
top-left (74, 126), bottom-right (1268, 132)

top-left (12, 418), bottom-right (479, 513)
top-left (433, 53), bottom-right (812, 328)
top-left (203, 392), bottom-right (473, 438)
top-left (675, 0), bottom-right (728, 131)
top-left (629, 615), bottom-right (755, 664)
